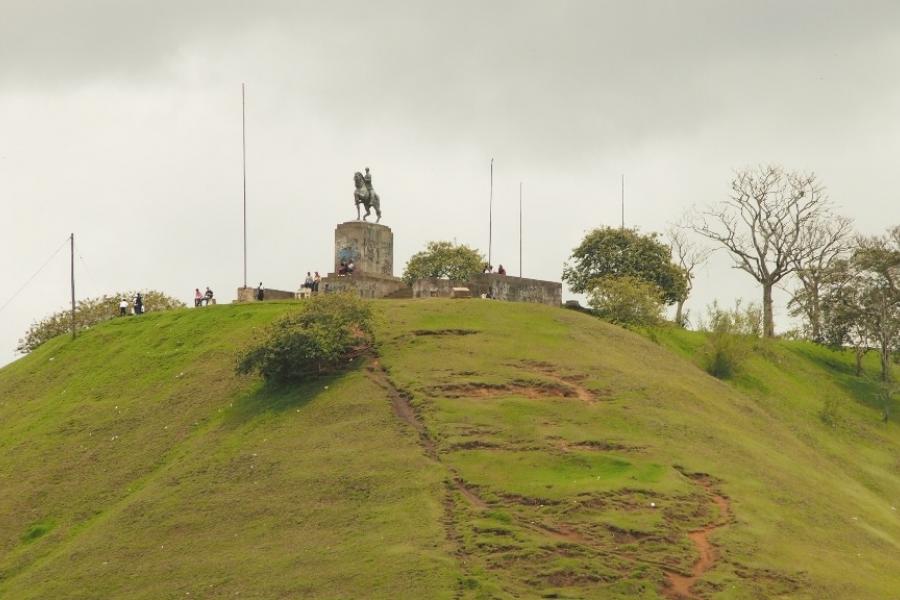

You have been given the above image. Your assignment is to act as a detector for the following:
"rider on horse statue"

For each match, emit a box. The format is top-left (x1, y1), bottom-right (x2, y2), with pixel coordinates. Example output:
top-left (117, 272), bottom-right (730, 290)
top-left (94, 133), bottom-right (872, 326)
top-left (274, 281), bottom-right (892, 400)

top-left (354, 166), bottom-right (382, 223)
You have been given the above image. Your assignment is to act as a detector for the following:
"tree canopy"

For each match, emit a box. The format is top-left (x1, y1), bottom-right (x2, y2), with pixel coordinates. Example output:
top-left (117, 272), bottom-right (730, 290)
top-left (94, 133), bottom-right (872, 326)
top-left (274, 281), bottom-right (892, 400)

top-left (17, 290), bottom-right (185, 354)
top-left (402, 241), bottom-right (485, 285)
top-left (562, 227), bottom-right (686, 305)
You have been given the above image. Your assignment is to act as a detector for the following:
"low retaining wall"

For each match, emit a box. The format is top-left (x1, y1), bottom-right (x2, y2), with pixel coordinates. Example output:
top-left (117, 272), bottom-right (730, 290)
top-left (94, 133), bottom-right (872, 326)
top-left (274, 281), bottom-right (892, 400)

top-left (412, 274), bottom-right (561, 306)
top-left (236, 287), bottom-right (298, 302)
top-left (320, 273), bottom-right (408, 299)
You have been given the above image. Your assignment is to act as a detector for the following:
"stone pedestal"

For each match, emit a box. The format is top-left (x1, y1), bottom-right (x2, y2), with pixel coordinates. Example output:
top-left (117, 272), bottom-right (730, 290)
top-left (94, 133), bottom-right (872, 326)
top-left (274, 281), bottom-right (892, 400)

top-left (324, 221), bottom-right (409, 299)
top-left (334, 221), bottom-right (394, 276)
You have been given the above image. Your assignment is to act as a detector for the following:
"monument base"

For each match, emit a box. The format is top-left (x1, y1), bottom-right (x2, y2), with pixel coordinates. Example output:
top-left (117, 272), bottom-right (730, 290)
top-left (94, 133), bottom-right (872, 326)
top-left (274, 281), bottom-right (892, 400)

top-left (236, 286), bottom-right (299, 302)
top-left (412, 274), bottom-right (562, 306)
top-left (320, 272), bottom-right (410, 299)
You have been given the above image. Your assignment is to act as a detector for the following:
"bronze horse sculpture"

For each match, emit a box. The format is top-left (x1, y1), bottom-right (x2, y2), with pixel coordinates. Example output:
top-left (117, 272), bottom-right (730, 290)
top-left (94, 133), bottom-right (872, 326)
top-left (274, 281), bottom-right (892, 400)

top-left (354, 171), bottom-right (381, 223)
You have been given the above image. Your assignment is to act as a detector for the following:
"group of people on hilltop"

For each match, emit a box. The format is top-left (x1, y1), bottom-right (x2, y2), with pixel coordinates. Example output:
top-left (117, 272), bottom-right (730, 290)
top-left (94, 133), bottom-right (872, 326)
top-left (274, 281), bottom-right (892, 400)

top-left (194, 287), bottom-right (215, 307)
top-left (482, 263), bottom-right (507, 275)
top-left (118, 293), bottom-right (144, 316)
top-left (302, 272), bottom-right (322, 292)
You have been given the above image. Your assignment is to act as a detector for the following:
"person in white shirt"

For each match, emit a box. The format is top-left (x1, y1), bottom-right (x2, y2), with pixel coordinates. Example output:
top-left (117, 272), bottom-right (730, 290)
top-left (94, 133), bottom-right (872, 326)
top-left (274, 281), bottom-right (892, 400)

top-left (119, 298), bottom-right (129, 316)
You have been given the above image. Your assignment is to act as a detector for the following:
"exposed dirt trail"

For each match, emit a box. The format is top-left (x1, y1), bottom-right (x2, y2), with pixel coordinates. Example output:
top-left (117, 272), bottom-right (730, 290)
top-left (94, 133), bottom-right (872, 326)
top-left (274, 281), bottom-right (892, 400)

top-left (664, 477), bottom-right (732, 599)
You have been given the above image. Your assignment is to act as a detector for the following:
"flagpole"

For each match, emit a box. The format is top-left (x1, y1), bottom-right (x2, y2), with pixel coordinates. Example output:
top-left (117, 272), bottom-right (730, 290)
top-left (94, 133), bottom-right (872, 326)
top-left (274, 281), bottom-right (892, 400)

top-left (242, 83), bottom-right (247, 289)
top-left (489, 158), bottom-right (494, 269)
top-left (70, 233), bottom-right (76, 339)
top-left (519, 182), bottom-right (523, 278)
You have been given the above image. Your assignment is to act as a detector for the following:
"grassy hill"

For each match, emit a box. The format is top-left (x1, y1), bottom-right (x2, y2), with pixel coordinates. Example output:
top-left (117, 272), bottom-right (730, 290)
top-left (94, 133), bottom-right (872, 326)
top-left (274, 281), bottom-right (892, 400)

top-left (0, 299), bottom-right (898, 599)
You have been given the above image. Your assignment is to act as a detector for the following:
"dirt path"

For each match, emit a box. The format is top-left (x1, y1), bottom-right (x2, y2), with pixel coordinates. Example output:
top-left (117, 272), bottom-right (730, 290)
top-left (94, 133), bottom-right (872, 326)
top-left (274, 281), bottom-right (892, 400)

top-left (664, 477), bottom-right (732, 599)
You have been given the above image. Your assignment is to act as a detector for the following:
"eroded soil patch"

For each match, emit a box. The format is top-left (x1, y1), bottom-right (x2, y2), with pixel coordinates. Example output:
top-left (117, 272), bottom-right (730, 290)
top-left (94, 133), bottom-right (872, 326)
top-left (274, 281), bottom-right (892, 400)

top-left (413, 328), bottom-right (480, 336)
top-left (430, 380), bottom-right (580, 400)
top-left (663, 471), bottom-right (733, 599)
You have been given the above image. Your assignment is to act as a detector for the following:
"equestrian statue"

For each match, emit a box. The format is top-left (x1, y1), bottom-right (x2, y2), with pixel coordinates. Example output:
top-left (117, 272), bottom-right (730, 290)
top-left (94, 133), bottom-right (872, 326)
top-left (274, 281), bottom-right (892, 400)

top-left (353, 167), bottom-right (382, 223)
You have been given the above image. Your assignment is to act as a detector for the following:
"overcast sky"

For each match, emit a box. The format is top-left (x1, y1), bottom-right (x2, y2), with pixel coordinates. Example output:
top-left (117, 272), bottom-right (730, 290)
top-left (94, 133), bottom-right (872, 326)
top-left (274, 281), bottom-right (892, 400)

top-left (2, 0), bottom-right (899, 366)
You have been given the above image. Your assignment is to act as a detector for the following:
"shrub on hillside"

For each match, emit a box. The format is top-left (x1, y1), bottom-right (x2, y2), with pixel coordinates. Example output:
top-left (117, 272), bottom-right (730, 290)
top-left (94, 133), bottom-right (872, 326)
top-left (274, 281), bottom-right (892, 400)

top-left (17, 291), bottom-right (185, 354)
top-left (698, 301), bottom-right (759, 378)
top-left (236, 293), bottom-right (374, 383)
top-left (588, 276), bottom-right (665, 326)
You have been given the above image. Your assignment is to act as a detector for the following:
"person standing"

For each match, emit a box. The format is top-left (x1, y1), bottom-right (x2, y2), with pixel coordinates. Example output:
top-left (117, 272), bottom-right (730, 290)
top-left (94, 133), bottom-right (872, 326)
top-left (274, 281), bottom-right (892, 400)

top-left (304, 272), bottom-right (314, 289)
top-left (256, 282), bottom-right (264, 301)
top-left (134, 293), bottom-right (144, 315)
top-left (313, 272), bottom-right (321, 293)
top-left (119, 297), bottom-right (129, 316)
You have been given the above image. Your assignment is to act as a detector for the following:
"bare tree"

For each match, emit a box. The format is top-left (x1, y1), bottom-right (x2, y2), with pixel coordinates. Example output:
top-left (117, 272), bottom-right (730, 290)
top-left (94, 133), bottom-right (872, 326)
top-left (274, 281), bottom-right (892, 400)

top-left (788, 213), bottom-right (854, 341)
top-left (666, 225), bottom-right (713, 326)
top-left (691, 165), bottom-right (828, 337)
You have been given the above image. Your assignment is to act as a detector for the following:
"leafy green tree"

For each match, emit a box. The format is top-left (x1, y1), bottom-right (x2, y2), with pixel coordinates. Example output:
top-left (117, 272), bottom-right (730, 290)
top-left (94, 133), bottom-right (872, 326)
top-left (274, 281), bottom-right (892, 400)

top-left (236, 293), bottom-right (374, 383)
top-left (562, 227), bottom-right (686, 305)
top-left (822, 226), bottom-right (900, 381)
top-left (17, 291), bottom-right (185, 353)
top-left (402, 241), bottom-right (485, 285)
top-left (587, 276), bottom-right (664, 326)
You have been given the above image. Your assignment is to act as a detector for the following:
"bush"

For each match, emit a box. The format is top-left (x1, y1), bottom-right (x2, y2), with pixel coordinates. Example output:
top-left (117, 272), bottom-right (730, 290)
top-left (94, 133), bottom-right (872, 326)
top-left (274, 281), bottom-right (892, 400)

top-left (17, 290), bottom-right (185, 353)
top-left (236, 293), bottom-right (374, 383)
top-left (699, 299), bottom-right (763, 337)
top-left (587, 276), bottom-right (665, 326)
top-left (699, 301), bottom-right (757, 378)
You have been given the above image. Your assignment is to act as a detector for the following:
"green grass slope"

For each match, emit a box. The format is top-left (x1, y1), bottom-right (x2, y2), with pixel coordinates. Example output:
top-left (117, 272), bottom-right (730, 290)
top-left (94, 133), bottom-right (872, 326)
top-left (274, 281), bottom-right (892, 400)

top-left (0, 300), bottom-right (898, 599)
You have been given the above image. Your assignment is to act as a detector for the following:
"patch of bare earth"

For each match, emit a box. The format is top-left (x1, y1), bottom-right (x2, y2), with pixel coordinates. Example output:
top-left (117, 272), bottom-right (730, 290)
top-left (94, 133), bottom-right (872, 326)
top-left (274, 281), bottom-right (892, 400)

top-left (662, 472), bottom-right (733, 599)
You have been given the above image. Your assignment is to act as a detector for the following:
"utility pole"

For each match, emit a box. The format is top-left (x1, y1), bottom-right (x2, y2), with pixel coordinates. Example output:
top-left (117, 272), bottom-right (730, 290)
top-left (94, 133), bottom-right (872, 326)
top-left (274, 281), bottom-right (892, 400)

top-left (519, 181), bottom-right (523, 278)
top-left (242, 83), bottom-right (248, 289)
top-left (620, 173), bottom-right (625, 229)
top-left (70, 233), bottom-right (76, 339)
top-left (488, 158), bottom-right (494, 269)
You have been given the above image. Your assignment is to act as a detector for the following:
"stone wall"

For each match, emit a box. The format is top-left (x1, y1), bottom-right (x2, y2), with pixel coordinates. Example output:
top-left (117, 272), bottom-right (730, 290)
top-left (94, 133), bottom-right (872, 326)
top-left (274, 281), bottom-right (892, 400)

top-left (334, 221), bottom-right (395, 276)
top-left (412, 274), bottom-right (562, 306)
top-left (320, 273), bottom-right (408, 299)
top-left (236, 287), bottom-right (298, 302)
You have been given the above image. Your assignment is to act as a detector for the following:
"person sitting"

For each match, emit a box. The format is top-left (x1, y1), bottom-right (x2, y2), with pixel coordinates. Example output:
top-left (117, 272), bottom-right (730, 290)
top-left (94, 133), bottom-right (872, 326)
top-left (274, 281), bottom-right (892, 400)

top-left (346, 260), bottom-right (355, 275)
top-left (204, 287), bottom-right (214, 306)
top-left (119, 298), bottom-right (129, 316)
top-left (338, 261), bottom-right (348, 276)
top-left (304, 272), bottom-right (314, 289)
top-left (313, 272), bottom-right (321, 292)
top-left (497, 264), bottom-right (507, 275)
top-left (194, 288), bottom-right (203, 308)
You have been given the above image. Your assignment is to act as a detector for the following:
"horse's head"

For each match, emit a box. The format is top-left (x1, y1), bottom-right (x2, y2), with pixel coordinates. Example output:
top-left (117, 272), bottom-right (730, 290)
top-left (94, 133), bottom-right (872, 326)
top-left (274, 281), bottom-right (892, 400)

top-left (353, 172), bottom-right (363, 185)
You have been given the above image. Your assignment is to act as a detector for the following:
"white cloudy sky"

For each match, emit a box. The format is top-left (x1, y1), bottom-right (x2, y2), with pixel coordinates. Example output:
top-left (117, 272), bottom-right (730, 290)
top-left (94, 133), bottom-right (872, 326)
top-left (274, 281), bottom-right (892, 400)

top-left (2, 0), bottom-right (899, 366)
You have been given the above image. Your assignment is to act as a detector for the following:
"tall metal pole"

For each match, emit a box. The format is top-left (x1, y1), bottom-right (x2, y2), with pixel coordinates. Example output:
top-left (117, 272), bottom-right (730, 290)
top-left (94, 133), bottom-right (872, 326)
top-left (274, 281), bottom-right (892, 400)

top-left (70, 233), bottom-right (76, 339)
top-left (519, 182), bottom-right (523, 278)
top-left (242, 83), bottom-right (247, 289)
top-left (620, 173), bottom-right (625, 229)
top-left (488, 158), bottom-right (493, 269)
